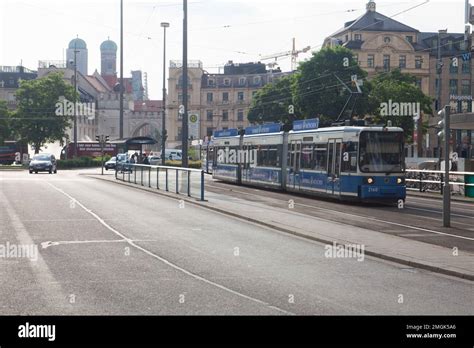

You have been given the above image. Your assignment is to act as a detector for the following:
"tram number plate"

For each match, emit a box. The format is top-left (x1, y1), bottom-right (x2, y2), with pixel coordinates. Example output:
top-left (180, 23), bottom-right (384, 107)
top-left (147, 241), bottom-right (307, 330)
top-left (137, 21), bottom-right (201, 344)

top-left (368, 187), bottom-right (379, 193)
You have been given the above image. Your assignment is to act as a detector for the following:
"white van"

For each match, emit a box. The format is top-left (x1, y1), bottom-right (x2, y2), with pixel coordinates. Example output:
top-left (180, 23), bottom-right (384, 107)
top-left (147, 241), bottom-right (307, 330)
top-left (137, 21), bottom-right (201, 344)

top-left (165, 149), bottom-right (182, 161)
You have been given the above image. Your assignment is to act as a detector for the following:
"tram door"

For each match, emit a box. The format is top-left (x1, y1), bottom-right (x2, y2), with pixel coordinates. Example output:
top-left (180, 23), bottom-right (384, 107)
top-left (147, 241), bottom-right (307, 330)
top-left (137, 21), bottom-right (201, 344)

top-left (289, 141), bottom-right (302, 189)
top-left (326, 139), bottom-right (342, 195)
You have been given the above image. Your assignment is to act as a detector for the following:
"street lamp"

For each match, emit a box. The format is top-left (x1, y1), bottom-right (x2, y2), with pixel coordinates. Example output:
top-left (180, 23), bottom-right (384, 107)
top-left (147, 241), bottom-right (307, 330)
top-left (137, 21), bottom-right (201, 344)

top-left (161, 22), bottom-right (170, 165)
top-left (119, 0), bottom-right (124, 140)
top-left (73, 44), bottom-right (79, 158)
top-left (182, 0), bottom-right (189, 168)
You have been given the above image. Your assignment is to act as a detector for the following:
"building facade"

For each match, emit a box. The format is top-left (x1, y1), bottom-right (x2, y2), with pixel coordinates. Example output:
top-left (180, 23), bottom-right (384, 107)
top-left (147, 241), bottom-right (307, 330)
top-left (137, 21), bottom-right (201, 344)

top-left (324, 0), bottom-right (474, 162)
top-left (0, 65), bottom-right (38, 109)
top-left (166, 60), bottom-right (290, 149)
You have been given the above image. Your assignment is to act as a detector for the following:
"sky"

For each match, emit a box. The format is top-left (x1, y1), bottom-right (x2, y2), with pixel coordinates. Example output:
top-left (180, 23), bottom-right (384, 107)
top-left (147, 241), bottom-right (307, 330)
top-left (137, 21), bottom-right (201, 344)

top-left (0, 0), bottom-right (469, 99)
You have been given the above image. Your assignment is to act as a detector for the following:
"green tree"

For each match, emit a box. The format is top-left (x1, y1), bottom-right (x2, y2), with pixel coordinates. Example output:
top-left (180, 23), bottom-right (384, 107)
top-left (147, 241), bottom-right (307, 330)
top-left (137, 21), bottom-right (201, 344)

top-left (0, 101), bottom-right (13, 143)
top-left (368, 69), bottom-right (433, 141)
top-left (248, 75), bottom-right (298, 124)
top-left (14, 73), bottom-right (76, 153)
top-left (294, 46), bottom-right (371, 126)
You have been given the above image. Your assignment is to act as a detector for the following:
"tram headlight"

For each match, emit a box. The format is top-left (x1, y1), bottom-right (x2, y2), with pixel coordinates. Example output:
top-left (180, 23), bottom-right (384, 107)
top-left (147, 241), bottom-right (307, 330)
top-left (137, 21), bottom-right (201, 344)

top-left (397, 177), bottom-right (405, 185)
top-left (365, 177), bottom-right (375, 185)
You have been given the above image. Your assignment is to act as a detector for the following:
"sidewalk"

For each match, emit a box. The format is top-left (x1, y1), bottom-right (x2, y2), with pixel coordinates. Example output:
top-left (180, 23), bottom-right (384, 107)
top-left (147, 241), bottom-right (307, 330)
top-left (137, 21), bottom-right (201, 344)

top-left (408, 190), bottom-right (474, 203)
top-left (88, 174), bottom-right (474, 281)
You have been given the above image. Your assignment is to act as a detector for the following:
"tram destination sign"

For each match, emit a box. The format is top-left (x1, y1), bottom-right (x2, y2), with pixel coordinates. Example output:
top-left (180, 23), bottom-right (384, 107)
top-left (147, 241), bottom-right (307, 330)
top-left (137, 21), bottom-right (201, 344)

top-left (245, 123), bottom-right (282, 135)
top-left (213, 129), bottom-right (239, 138)
top-left (293, 118), bottom-right (319, 131)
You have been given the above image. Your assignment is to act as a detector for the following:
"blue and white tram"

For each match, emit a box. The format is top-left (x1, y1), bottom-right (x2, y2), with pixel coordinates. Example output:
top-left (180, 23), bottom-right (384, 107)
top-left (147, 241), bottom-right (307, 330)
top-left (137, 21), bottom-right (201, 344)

top-left (211, 120), bottom-right (406, 203)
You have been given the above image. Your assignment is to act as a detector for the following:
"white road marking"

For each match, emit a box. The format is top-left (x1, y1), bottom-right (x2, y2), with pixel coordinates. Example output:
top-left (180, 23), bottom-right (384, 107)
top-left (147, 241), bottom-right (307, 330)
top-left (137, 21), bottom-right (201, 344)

top-left (46, 182), bottom-right (293, 315)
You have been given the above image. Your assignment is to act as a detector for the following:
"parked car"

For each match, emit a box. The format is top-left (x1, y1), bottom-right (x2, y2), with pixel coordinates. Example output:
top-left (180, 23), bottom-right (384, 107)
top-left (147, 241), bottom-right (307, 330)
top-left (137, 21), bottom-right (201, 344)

top-left (104, 156), bottom-right (117, 170)
top-left (29, 153), bottom-right (57, 174)
top-left (148, 155), bottom-right (161, 165)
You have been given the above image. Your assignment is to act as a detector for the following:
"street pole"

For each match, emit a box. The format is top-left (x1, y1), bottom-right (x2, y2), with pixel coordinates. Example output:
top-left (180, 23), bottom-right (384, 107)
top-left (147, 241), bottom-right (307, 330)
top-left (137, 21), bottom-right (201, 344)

top-left (119, 0), bottom-right (124, 139)
top-left (443, 105), bottom-right (451, 227)
top-left (101, 135), bottom-right (105, 176)
top-left (182, 0), bottom-right (189, 168)
top-left (161, 22), bottom-right (170, 166)
top-left (73, 46), bottom-right (78, 158)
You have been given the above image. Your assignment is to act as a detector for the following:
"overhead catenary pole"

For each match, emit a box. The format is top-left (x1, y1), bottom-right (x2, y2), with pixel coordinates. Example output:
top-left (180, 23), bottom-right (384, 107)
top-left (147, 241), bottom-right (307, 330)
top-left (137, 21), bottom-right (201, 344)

top-left (161, 22), bottom-right (170, 166)
top-left (182, 0), bottom-right (189, 168)
top-left (119, 0), bottom-right (124, 140)
top-left (73, 45), bottom-right (78, 158)
top-left (443, 105), bottom-right (451, 227)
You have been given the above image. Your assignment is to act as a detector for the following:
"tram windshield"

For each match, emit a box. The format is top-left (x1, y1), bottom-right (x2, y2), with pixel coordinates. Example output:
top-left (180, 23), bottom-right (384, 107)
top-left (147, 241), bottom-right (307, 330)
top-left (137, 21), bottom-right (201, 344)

top-left (359, 131), bottom-right (404, 173)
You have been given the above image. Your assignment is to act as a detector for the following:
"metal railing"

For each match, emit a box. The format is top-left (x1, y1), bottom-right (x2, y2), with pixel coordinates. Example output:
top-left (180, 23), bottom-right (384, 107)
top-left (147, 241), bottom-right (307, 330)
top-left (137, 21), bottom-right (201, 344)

top-left (405, 169), bottom-right (474, 196)
top-left (115, 163), bottom-right (205, 201)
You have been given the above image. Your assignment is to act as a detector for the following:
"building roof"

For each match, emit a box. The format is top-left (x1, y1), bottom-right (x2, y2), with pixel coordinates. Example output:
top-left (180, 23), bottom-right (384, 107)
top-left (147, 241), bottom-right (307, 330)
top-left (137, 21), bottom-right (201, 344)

top-left (68, 38), bottom-right (87, 50)
top-left (100, 39), bottom-right (118, 51)
top-left (101, 75), bottom-right (133, 93)
top-left (331, 9), bottom-right (418, 37)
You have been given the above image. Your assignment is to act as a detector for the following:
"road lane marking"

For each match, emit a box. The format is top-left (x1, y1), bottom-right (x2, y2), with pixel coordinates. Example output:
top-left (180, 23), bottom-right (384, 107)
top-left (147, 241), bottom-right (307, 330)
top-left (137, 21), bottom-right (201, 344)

top-left (46, 182), bottom-right (293, 315)
top-left (0, 189), bottom-right (71, 312)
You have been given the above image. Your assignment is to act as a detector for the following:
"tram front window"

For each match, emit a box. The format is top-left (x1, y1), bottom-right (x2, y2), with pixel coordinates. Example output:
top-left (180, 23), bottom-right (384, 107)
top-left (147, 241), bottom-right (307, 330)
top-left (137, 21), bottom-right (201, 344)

top-left (359, 132), bottom-right (404, 173)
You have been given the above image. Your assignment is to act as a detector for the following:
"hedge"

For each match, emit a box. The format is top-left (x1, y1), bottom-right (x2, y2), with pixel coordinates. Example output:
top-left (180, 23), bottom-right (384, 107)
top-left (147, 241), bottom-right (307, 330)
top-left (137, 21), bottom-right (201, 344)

top-left (57, 156), bottom-right (111, 169)
top-left (165, 160), bottom-right (202, 169)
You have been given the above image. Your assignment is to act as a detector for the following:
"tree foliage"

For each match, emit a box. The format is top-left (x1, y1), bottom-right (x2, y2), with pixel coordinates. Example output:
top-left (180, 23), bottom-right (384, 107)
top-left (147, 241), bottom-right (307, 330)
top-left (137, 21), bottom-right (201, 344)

top-left (368, 69), bottom-right (433, 141)
top-left (14, 73), bottom-right (76, 153)
top-left (0, 101), bottom-right (13, 144)
top-left (294, 46), bottom-right (372, 125)
top-left (248, 75), bottom-right (298, 124)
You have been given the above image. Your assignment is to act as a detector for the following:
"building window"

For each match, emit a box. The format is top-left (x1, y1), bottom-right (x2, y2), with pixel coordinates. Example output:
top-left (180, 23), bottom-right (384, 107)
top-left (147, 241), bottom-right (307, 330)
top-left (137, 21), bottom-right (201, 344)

top-left (206, 127), bottom-right (214, 136)
top-left (253, 76), bottom-right (261, 84)
top-left (237, 109), bottom-right (244, 121)
top-left (367, 54), bottom-right (375, 68)
top-left (415, 56), bottom-right (423, 69)
top-left (461, 79), bottom-right (471, 95)
top-left (239, 77), bottom-right (246, 85)
top-left (177, 127), bottom-right (182, 139)
top-left (399, 55), bottom-right (406, 69)
top-left (237, 92), bottom-right (244, 101)
top-left (208, 79), bottom-right (215, 86)
top-left (354, 34), bottom-right (362, 41)
top-left (222, 92), bottom-right (229, 102)
top-left (345, 34), bottom-right (349, 42)
top-left (206, 110), bottom-right (213, 121)
top-left (206, 92), bottom-right (213, 102)
top-left (415, 78), bottom-right (422, 89)
top-left (222, 110), bottom-right (229, 121)
top-left (383, 55), bottom-right (390, 71)
top-left (353, 54), bottom-right (359, 65)
top-left (224, 78), bottom-right (230, 86)
top-left (450, 59), bottom-right (459, 74)
top-left (406, 35), bottom-right (413, 43)
top-left (462, 60), bottom-right (471, 74)
top-left (449, 79), bottom-right (458, 95)
top-left (384, 36), bottom-right (391, 43)
top-left (178, 94), bottom-right (191, 103)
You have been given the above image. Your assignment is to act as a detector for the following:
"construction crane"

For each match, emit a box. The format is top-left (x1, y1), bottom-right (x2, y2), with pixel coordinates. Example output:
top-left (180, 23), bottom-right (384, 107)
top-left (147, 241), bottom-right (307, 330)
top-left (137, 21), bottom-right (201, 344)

top-left (260, 38), bottom-right (311, 71)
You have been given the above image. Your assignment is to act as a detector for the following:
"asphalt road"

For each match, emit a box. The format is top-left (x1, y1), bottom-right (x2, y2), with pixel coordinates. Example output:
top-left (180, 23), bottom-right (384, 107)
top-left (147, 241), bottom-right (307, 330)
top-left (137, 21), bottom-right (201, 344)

top-left (0, 169), bottom-right (472, 315)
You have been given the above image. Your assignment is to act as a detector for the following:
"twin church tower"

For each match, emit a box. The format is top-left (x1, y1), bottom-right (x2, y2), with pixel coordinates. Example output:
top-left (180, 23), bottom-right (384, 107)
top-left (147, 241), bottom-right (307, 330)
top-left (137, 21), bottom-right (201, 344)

top-left (65, 37), bottom-right (118, 77)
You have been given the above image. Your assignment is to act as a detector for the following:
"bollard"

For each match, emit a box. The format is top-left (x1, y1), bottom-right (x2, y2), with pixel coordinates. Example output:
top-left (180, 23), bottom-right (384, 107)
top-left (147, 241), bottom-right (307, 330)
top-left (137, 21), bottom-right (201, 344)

top-left (166, 169), bottom-right (169, 192)
top-left (134, 166), bottom-right (137, 184)
top-left (157, 168), bottom-right (160, 190)
top-left (200, 170), bottom-right (205, 201)
top-left (176, 170), bottom-right (179, 194)
top-left (187, 171), bottom-right (191, 197)
top-left (148, 167), bottom-right (151, 188)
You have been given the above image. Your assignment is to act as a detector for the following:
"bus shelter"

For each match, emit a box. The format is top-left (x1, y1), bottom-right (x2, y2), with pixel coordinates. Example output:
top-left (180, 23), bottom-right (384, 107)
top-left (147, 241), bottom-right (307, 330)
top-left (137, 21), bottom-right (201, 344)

top-left (110, 137), bottom-right (157, 158)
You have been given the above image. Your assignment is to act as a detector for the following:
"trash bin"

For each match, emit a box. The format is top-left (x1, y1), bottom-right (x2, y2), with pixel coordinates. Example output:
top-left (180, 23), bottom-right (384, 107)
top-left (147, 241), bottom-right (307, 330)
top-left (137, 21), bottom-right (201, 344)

top-left (465, 174), bottom-right (474, 198)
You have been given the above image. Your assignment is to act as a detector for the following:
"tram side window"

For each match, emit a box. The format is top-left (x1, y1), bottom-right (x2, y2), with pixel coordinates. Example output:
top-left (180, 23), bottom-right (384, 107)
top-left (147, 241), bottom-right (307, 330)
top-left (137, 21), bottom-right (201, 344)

top-left (257, 145), bottom-right (279, 167)
top-left (313, 144), bottom-right (327, 172)
top-left (341, 142), bottom-right (358, 173)
top-left (301, 144), bottom-right (314, 169)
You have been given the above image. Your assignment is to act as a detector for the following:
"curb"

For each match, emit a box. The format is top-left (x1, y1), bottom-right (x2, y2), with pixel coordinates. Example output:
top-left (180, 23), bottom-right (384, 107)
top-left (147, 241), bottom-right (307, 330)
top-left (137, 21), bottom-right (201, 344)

top-left (407, 191), bottom-right (474, 203)
top-left (88, 175), bottom-right (474, 282)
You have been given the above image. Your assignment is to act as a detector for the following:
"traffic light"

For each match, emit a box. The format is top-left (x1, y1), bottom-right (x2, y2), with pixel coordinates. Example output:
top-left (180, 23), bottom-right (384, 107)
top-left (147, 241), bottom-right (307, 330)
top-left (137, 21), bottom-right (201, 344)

top-left (437, 108), bottom-right (447, 139)
top-left (105, 135), bottom-right (110, 143)
top-left (95, 135), bottom-right (100, 142)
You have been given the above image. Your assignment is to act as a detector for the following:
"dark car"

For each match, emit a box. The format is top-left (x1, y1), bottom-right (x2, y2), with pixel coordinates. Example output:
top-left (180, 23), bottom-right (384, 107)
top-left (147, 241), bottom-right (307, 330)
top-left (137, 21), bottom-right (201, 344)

top-left (29, 153), bottom-right (57, 174)
top-left (104, 156), bottom-right (117, 170)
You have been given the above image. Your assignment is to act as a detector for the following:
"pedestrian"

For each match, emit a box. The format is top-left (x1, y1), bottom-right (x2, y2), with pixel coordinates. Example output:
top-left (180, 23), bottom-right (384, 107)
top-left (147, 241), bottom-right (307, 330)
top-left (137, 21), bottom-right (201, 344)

top-left (143, 155), bottom-right (150, 165)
